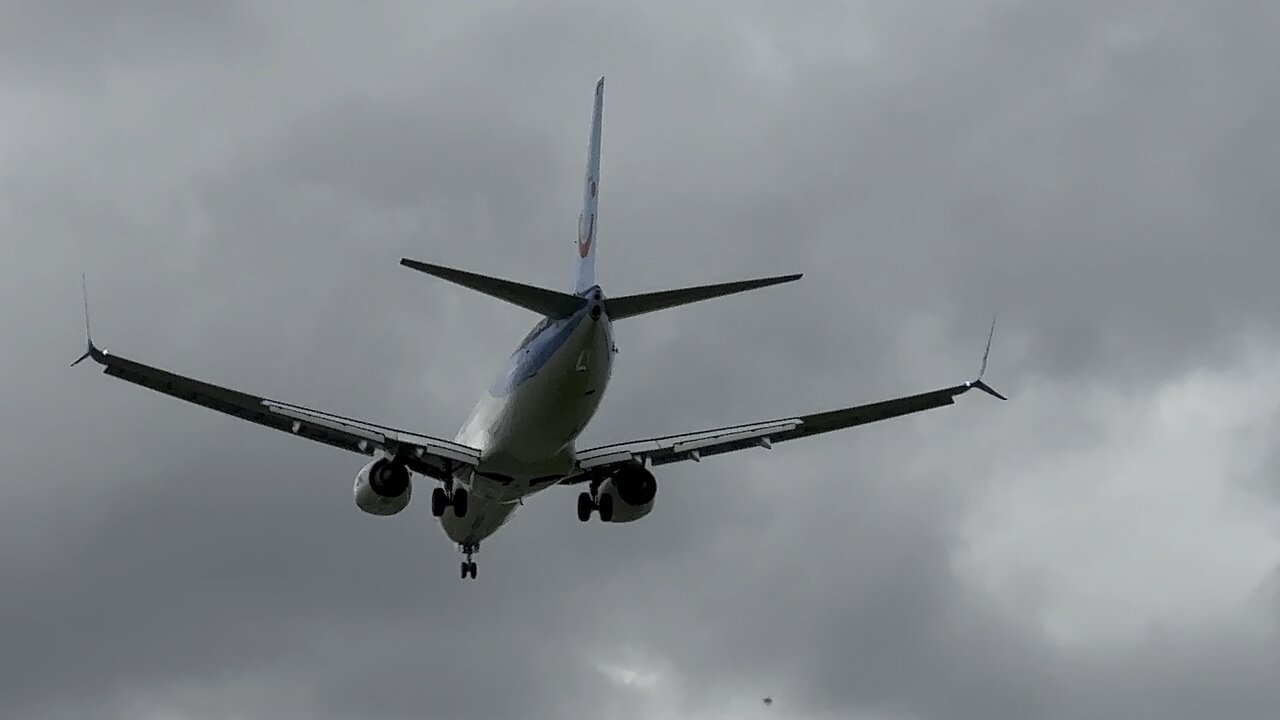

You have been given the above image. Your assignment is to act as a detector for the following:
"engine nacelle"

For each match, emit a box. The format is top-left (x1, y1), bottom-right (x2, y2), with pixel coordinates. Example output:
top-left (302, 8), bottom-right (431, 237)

top-left (598, 463), bottom-right (657, 523)
top-left (353, 457), bottom-right (412, 516)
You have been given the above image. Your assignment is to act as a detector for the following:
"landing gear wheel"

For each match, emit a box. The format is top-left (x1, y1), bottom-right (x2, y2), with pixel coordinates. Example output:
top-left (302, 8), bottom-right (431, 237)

top-left (458, 545), bottom-right (478, 579)
top-left (452, 487), bottom-right (469, 517)
top-left (431, 487), bottom-right (447, 518)
top-left (577, 492), bottom-right (593, 522)
top-left (597, 492), bottom-right (614, 522)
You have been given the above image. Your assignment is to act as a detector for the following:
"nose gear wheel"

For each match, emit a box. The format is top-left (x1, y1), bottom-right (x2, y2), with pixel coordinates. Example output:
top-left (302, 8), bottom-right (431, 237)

top-left (458, 544), bottom-right (478, 580)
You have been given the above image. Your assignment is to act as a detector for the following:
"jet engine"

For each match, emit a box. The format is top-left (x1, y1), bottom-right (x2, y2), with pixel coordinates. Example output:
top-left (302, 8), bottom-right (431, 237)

top-left (353, 457), bottom-right (412, 515)
top-left (597, 462), bottom-right (657, 523)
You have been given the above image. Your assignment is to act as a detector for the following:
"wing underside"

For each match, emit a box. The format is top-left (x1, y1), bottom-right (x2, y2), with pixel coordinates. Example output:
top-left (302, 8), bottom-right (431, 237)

top-left (567, 383), bottom-right (984, 481)
top-left (80, 343), bottom-right (478, 480)
top-left (567, 319), bottom-right (1005, 482)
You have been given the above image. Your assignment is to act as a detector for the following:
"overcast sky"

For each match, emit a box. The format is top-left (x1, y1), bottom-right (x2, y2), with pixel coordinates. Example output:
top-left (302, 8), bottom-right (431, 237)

top-left (3, 1), bottom-right (1279, 719)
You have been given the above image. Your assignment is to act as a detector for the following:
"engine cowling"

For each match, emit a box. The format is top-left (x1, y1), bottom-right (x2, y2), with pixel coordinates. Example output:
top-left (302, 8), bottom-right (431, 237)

top-left (353, 457), bottom-right (412, 516)
top-left (598, 463), bottom-right (657, 523)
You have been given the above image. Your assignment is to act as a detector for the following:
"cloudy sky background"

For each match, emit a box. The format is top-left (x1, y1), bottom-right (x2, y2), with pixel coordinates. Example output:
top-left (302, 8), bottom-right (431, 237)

top-left (3, 1), bottom-right (1279, 718)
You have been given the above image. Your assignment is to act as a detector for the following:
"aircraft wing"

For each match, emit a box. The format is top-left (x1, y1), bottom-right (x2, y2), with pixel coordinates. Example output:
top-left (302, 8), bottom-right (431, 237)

top-left (565, 322), bottom-right (1005, 482)
top-left (73, 339), bottom-right (479, 480)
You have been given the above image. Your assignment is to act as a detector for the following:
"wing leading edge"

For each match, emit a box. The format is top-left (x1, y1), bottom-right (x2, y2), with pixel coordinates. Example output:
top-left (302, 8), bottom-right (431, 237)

top-left (566, 319), bottom-right (1005, 481)
top-left (72, 284), bottom-right (478, 479)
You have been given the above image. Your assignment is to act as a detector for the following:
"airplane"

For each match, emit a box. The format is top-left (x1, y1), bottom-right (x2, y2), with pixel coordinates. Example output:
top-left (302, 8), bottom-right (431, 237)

top-left (72, 77), bottom-right (1005, 579)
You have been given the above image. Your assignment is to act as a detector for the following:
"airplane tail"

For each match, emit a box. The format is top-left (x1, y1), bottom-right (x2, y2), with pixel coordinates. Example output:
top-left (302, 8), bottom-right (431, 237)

top-left (574, 77), bottom-right (604, 295)
top-left (569, 76), bottom-right (805, 317)
top-left (399, 79), bottom-right (803, 322)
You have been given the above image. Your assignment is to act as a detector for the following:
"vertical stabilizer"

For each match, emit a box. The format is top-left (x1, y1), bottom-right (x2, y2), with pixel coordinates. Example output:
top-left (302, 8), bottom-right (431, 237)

top-left (575, 77), bottom-right (604, 294)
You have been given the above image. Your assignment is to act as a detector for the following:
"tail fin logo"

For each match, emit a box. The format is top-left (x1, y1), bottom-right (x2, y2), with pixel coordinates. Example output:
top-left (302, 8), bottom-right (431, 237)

top-left (578, 213), bottom-right (595, 258)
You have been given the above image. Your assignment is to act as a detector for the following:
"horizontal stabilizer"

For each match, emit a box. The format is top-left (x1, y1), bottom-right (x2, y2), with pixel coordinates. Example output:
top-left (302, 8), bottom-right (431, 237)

top-left (604, 273), bottom-right (802, 320)
top-left (400, 259), bottom-right (586, 318)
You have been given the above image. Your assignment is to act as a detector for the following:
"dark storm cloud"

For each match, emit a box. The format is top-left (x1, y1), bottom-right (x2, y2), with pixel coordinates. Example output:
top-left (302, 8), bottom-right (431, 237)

top-left (2, 1), bottom-right (1278, 719)
top-left (0, 1), bottom-right (250, 88)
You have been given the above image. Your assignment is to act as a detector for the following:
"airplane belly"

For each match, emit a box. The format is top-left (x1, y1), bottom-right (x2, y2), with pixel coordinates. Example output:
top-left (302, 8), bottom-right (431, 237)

top-left (479, 316), bottom-right (612, 471)
top-left (510, 349), bottom-right (607, 450)
top-left (438, 309), bottom-right (613, 550)
top-left (439, 490), bottom-right (518, 545)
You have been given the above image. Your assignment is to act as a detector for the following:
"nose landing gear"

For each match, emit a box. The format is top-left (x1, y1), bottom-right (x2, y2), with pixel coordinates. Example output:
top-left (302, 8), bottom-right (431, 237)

top-left (459, 543), bottom-right (478, 580)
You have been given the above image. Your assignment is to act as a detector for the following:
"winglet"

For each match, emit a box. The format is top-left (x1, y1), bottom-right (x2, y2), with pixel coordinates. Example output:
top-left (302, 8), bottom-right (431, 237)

top-left (964, 315), bottom-right (1006, 400)
top-left (71, 273), bottom-right (104, 367)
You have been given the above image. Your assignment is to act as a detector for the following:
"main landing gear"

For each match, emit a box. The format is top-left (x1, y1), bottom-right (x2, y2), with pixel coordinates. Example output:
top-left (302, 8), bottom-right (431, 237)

top-left (430, 482), bottom-right (469, 518)
top-left (577, 488), bottom-right (613, 522)
top-left (459, 544), bottom-right (478, 580)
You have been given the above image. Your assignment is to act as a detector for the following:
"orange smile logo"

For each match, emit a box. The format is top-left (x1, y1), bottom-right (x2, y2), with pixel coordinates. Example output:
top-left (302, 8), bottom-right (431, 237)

top-left (578, 213), bottom-right (595, 258)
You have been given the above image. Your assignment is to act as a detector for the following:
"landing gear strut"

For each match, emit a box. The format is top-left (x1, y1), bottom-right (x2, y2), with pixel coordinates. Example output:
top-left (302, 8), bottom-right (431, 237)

top-left (577, 489), bottom-right (614, 522)
top-left (459, 544), bottom-right (478, 580)
top-left (431, 484), bottom-right (469, 518)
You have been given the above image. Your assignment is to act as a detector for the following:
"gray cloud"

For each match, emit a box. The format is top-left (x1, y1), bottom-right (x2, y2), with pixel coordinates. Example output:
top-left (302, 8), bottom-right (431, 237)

top-left (2, 1), bottom-right (1279, 719)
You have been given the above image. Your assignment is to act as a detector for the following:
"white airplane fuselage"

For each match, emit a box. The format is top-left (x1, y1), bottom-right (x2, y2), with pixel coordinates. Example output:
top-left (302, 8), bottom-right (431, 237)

top-left (442, 290), bottom-right (613, 547)
top-left (73, 78), bottom-right (1001, 581)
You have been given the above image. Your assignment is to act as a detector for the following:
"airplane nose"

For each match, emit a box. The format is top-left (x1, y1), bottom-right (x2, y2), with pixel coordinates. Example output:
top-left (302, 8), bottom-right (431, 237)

top-left (590, 303), bottom-right (602, 320)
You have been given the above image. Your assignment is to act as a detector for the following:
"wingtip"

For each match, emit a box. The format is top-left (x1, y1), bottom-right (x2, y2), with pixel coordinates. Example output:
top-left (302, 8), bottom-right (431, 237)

top-left (970, 379), bottom-right (1008, 401)
top-left (979, 314), bottom-right (998, 379)
top-left (73, 272), bottom-right (104, 368)
top-left (966, 314), bottom-right (1005, 400)
top-left (399, 257), bottom-right (432, 272)
top-left (762, 273), bottom-right (803, 288)
top-left (81, 272), bottom-right (91, 344)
